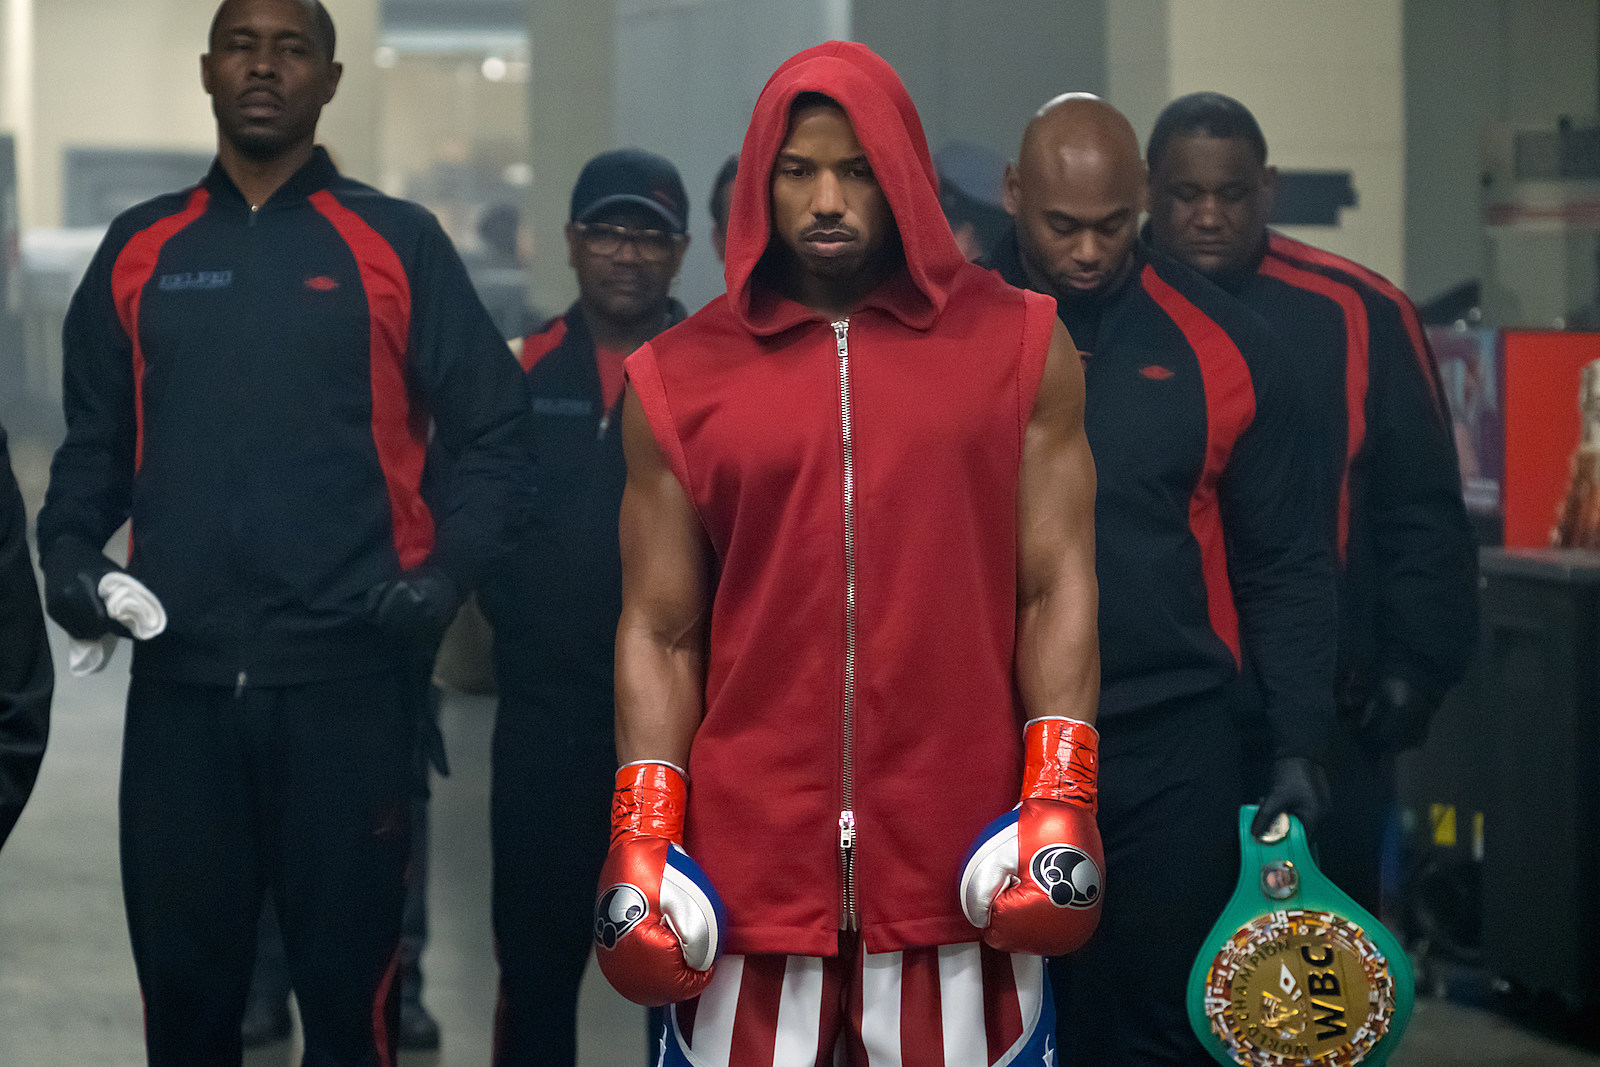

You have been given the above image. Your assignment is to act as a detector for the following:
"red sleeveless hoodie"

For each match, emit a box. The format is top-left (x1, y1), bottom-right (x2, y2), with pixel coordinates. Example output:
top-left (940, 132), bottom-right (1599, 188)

top-left (626, 42), bottom-right (1058, 957)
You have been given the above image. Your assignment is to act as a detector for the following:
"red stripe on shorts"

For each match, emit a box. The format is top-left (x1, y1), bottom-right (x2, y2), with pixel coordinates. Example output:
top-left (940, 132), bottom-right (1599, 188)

top-left (729, 955), bottom-right (787, 1065)
top-left (900, 947), bottom-right (946, 1065)
top-left (981, 945), bottom-right (1024, 1064)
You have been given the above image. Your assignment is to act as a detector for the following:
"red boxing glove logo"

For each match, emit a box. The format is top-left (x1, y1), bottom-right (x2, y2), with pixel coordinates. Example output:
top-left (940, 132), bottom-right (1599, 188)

top-left (1029, 842), bottom-right (1102, 910)
top-left (595, 882), bottom-right (651, 949)
top-left (960, 716), bottom-right (1104, 956)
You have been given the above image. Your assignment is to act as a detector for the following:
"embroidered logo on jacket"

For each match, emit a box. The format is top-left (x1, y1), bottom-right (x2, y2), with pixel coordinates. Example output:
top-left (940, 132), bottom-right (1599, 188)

top-left (531, 397), bottom-right (595, 418)
top-left (304, 275), bottom-right (340, 291)
top-left (1139, 364), bottom-right (1175, 381)
top-left (158, 271), bottom-right (233, 291)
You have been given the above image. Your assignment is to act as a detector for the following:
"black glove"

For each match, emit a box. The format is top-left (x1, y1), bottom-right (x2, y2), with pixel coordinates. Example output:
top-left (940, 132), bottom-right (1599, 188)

top-left (1355, 676), bottom-right (1434, 755)
top-left (365, 565), bottom-right (463, 645)
top-left (44, 547), bottom-right (127, 641)
top-left (1251, 755), bottom-right (1329, 839)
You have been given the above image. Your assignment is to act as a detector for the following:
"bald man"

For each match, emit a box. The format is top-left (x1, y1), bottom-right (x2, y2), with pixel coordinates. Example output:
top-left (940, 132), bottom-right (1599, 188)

top-left (989, 95), bottom-right (1336, 1066)
top-left (38, 0), bottom-right (529, 1062)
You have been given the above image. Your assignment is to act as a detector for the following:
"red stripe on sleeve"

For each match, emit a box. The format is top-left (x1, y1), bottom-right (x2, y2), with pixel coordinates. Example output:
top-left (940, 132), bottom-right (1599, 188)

top-left (1260, 254), bottom-right (1370, 565)
top-left (728, 954), bottom-right (786, 1065)
top-left (899, 947), bottom-right (946, 1066)
top-left (110, 188), bottom-right (210, 472)
top-left (309, 191), bottom-right (432, 571)
top-left (980, 944), bottom-right (1024, 1064)
top-left (1267, 232), bottom-right (1449, 426)
top-left (1140, 264), bottom-right (1255, 667)
top-left (517, 317), bottom-right (567, 373)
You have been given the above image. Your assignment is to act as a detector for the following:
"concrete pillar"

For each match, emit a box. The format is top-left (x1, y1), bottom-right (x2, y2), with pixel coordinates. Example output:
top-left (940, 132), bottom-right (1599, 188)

top-left (1106, 0), bottom-right (1169, 153)
top-left (854, 0), bottom-right (1105, 161)
top-left (1, 0), bottom-right (32, 226)
top-left (526, 0), bottom-right (615, 314)
top-left (320, 0), bottom-right (382, 184)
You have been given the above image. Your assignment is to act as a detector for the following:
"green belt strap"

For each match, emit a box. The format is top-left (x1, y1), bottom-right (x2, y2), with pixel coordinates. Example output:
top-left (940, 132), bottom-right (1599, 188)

top-left (1187, 805), bottom-right (1414, 1066)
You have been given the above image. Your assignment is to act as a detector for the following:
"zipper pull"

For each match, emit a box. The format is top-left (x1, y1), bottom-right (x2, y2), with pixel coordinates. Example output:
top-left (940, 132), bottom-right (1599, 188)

top-left (234, 670), bottom-right (247, 699)
top-left (839, 809), bottom-right (855, 850)
top-left (832, 318), bottom-right (849, 352)
top-left (249, 203), bottom-right (259, 227)
top-left (597, 413), bottom-right (610, 439)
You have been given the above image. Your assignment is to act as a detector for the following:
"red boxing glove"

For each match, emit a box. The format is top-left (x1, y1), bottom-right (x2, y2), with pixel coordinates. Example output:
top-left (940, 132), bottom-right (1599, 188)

top-left (959, 716), bottom-right (1104, 956)
top-left (594, 761), bottom-right (728, 1006)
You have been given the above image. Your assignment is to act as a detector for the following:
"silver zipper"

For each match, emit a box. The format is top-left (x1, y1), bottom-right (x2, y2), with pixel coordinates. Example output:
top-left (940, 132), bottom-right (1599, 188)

top-left (833, 317), bottom-right (859, 931)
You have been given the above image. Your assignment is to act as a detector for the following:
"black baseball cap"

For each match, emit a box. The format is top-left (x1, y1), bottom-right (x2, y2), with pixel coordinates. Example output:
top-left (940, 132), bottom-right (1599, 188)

top-left (570, 148), bottom-right (689, 234)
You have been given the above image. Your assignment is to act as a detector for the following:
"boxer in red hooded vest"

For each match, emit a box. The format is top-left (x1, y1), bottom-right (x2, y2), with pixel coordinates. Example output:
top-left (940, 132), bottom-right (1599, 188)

top-left (594, 42), bottom-right (1101, 1066)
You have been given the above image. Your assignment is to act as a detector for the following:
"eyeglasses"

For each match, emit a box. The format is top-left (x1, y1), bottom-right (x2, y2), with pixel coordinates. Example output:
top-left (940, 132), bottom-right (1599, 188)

top-left (573, 222), bottom-right (685, 263)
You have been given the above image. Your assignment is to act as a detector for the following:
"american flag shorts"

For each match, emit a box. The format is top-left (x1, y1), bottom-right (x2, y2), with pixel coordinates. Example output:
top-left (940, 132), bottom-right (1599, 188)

top-left (655, 939), bottom-right (1055, 1067)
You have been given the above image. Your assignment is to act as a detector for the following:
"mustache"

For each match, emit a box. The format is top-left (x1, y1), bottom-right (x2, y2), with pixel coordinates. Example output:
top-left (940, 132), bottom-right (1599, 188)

top-left (801, 222), bottom-right (859, 242)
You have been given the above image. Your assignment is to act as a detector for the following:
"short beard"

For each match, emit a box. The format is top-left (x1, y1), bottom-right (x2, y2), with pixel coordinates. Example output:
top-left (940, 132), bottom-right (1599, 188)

top-left (795, 246), bottom-right (871, 281)
top-left (218, 110), bottom-right (318, 164)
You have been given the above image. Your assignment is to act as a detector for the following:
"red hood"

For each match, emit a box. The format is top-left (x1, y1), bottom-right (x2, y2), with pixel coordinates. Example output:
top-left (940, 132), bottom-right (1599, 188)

top-left (724, 41), bottom-right (966, 336)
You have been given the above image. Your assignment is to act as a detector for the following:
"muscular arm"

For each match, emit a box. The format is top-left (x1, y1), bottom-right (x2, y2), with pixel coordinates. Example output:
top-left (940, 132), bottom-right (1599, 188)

top-left (1016, 320), bottom-right (1100, 726)
top-left (614, 386), bottom-right (713, 767)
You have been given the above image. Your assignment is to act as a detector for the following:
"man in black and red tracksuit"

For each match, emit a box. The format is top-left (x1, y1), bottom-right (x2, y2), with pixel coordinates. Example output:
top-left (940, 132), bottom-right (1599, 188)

top-left (1146, 92), bottom-right (1477, 917)
top-left (478, 148), bottom-right (688, 1067)
top-left (991, 94), bottom-right (1336, 1066)
top-left (35, 2), bottom-right (529, 1064)
top-left (0, 420), bottom-right (52, 856)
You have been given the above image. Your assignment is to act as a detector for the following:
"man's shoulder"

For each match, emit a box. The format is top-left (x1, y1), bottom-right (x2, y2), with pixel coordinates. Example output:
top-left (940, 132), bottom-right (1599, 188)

top-left (1136, 244), bottom-right (1275, 355)
top-left (100, 186), bottom-right (210, 250)
top-left (1264, 232), bottom-right (1415, 316)
top-left (1236, 255), bottom-right (1356, 342)
top-left (517, 313), bottom-right (575, 374)
top-left (315, 177), bottom-right (441, 240)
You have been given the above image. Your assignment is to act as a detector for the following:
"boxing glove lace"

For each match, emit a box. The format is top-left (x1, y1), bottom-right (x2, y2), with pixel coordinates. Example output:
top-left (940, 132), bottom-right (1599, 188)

top-left (960, 716), bottom-right (1104, 956)
top-left (594, 760), bottom-right (727, 1006)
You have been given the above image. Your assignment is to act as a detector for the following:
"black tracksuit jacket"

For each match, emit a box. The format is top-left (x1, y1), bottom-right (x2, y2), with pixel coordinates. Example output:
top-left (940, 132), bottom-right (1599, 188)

top-left (37, 148), bottom-right (531, 688)
top-left (478, 301), bottom-right (684, 698)
top-left (1216, 231), bottom-right (1477, 711)
top-left (991, 231), bottom-right (1336, 759)
top-left (0, 423), bottom-right (51, 850)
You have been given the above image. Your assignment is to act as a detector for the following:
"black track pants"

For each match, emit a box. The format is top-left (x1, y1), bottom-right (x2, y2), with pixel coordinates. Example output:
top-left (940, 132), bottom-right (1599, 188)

top-left (489, 685), bottom-right (641, 1066)
top-left (120, 672), bottom-right (413, 1067)
top-left (1051, 688), bottom-right (1245, 1067)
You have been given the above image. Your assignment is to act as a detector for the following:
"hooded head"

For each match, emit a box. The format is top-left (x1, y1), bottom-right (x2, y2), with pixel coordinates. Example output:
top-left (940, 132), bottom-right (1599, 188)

top-left (724, 41), bottom-right (966, 335)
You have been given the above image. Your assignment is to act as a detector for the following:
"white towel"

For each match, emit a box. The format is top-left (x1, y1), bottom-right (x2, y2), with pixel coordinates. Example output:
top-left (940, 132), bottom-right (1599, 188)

top-left (66, 573), bottom-right (168, 676)
top-left (99, 572), bottom-right (167, 639)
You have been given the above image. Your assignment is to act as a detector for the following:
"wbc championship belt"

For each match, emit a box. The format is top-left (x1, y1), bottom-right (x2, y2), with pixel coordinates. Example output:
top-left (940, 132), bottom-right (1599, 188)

top-left (1187, 806), bottom-right (1414, 1067)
